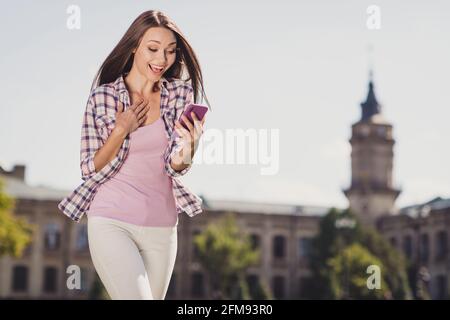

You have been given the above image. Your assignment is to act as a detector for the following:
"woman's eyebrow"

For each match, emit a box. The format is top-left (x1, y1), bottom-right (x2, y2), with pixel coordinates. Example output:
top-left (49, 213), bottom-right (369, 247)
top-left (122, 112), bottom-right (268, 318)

top-left (147, 40), bottom-right (177, 45)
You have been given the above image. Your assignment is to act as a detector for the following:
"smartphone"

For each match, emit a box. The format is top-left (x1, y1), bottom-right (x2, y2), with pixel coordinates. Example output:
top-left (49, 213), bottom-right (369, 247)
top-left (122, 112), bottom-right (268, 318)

top-left (179, 103), bottom-right (208, 130)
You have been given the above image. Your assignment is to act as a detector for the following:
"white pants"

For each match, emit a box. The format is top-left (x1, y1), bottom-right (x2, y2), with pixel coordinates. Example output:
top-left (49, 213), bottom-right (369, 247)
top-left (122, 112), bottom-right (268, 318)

top-left (87, 215), bottom-right (178, 300)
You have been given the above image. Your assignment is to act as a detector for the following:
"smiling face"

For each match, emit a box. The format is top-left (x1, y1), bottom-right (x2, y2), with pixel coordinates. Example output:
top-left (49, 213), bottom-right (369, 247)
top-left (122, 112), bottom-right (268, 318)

top-left (132, 27), bottom-right (178, 82)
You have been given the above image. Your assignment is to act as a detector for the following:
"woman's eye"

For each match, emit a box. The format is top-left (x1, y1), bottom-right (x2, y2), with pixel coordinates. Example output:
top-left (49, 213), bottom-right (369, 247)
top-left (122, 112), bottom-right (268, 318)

top-left (148, 48), bottom-right (176, 54)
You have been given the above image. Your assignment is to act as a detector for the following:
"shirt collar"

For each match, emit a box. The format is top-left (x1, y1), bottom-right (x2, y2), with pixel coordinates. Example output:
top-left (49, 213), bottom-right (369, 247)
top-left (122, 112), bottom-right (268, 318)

top-left (114, 73), bottom-right (169, 106)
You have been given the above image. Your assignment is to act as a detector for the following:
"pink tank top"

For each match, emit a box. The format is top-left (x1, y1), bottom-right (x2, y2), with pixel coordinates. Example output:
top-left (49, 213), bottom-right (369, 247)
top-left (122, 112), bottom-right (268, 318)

top-left (87, 117), bottom-right (178, 227)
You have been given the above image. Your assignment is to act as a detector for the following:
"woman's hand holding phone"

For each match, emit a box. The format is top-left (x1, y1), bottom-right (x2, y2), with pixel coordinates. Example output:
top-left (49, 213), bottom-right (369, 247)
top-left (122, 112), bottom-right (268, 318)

top-left (173, 104), bottom-right (208, 165)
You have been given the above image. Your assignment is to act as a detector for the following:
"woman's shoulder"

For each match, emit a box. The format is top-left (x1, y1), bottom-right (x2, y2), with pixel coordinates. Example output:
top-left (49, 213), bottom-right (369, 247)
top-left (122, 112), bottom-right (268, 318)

top-left (85, 82), bottom-right (118, 116)
top-left (165, 79), bottom-right (193, 105)
top-left (89, 74), bottom-right (126, 99)
top-left (85, 87), bottom-right (115, 112)
top-left (89, 82), bottom-right (117, 98)
top-left (165, 78), bottom-right (193, 93)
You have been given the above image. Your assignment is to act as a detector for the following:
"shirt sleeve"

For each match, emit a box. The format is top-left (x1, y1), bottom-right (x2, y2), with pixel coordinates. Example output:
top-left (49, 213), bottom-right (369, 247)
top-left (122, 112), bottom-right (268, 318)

top-left (80, 92), bottom-right (103, 181)
top-left (164, 83), bottom-right (194, 178)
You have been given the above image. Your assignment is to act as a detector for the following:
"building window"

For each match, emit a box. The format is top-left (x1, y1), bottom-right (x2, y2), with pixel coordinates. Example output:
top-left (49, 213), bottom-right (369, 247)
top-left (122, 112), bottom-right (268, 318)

top-left (167, 273), bottom-right (176, 298)
top-left (192, 230), bottom-right (201, 261)
top-left (298, 276), bottom-right (313, 298)
top-left (12, 265), bottom-right (28, 292)
top-left (250, 234), bottom-right (260, 250)
top-left (403, 235), bottom-right (413, 259)
top-left (298, 237), bottom-right (312, 259)
top-left (376, 126), bottom-right (386, 137)
top-left (44, 223), bottom-right (61, 251)
top-left (246, 274), bottom-right (260, 299)
top-left (273, 235), bottom-right (286, 259)
top-left (76, 224), bottom-right (89, 252)
top-left (419, 233), bottom-right (429, 264)
top-left (272, 275), bottom-right (285, 299)
top-left (435, 275), bottom-right (448, 300)
top-left (191, 272), bottom-right (204, 297)
top-left (80, 267), bottom-right (89, 292)
top-left (435, 231), bottom-right (448, 261)
top-left (389, 236), bottom-right (397, 248)
top-left (43, 266), bottom-right (58, 293)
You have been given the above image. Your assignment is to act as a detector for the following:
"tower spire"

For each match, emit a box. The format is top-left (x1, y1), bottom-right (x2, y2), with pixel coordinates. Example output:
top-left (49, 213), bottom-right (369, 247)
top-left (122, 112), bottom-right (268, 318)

top-left (360, 72), bottom-right (381, 121)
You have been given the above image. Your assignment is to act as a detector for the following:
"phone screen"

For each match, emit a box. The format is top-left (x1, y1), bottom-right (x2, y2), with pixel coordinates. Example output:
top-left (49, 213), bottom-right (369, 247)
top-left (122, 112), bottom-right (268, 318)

top-left (180, 104), bottom-right (208, 130)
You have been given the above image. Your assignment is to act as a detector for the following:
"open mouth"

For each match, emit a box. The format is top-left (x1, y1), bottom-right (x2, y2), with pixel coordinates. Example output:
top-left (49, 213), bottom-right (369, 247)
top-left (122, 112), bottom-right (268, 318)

top-left (149, 64), bottom-right (164, 74)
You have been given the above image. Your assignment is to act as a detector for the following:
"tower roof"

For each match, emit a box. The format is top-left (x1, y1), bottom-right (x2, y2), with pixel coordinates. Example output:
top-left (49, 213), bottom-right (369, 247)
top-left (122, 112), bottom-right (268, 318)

top-left (360, 79), bottom-right (382, 121)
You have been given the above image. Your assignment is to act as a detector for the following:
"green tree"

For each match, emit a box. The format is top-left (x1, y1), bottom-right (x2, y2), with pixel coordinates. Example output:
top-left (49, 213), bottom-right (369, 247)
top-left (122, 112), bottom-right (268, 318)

top-left (0, 177), bottom-right (34, 258)
top-left (327, 243), bottom-right (388, 299)
top-left (359, 225), bottom-right (412, 299)
top-left (194, 212), bottom-right (267, 299)
top-left (306, 207), bottom-right (412, 299)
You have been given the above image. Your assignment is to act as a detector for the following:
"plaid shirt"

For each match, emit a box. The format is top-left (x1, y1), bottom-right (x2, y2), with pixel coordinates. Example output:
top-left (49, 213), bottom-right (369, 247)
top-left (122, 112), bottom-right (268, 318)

top-left (57, 74), bottom-right (203, 223)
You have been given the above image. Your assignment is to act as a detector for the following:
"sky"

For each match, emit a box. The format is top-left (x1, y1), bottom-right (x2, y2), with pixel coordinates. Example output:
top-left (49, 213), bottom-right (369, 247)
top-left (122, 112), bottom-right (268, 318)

top-left (1, 0), bottom-right (449, 209)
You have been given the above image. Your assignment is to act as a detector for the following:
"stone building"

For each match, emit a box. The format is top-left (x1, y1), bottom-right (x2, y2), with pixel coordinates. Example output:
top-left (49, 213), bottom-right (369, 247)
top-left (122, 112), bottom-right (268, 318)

top-left (378, 197), bottom-right (450, 299)
top-left (343, 76), bottom-right (449, 299)
top-left (0, 165), bottom-right (329, 299)
top-left (0, 77), bottom-right (448, 299)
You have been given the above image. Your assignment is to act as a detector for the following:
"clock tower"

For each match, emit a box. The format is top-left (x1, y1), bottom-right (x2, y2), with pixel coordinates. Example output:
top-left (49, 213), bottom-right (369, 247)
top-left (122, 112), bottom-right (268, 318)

top-left (343, 76), bottom-right (401, 225)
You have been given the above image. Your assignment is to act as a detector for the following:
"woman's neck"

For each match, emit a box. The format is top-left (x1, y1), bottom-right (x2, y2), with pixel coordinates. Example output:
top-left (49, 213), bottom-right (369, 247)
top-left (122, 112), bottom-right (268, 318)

top-left (124, 67), bottom-right (160, 99)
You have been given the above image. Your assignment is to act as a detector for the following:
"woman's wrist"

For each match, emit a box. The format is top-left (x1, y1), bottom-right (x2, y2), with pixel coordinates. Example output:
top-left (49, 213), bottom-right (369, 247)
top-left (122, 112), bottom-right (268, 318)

top-left (112, 125), bottom-right (128, 139)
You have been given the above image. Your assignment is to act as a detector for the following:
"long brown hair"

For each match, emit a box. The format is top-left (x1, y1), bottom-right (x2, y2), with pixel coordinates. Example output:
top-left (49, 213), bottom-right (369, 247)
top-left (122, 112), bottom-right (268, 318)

top-left (91, 10), bottom-right (211, 110)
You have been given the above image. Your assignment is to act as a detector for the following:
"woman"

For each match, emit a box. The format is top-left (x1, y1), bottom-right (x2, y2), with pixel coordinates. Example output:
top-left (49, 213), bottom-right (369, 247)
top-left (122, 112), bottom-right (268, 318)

top-left (58, 10), bottom-right (210, 299)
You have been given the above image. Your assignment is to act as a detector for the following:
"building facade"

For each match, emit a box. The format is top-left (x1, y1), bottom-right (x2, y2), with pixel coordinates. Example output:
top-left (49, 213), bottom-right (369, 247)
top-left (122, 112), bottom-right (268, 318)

top-left (343, 76), bottom-right (449, 299)
top-left (0, 165), bottom-right (329, 299)
top-left (0, 77), bottom-right (448, 299)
